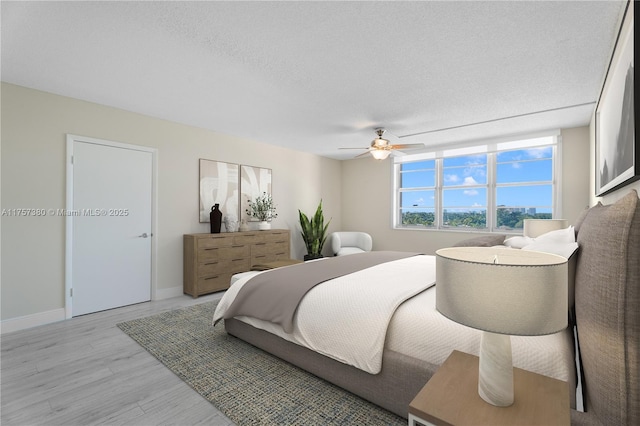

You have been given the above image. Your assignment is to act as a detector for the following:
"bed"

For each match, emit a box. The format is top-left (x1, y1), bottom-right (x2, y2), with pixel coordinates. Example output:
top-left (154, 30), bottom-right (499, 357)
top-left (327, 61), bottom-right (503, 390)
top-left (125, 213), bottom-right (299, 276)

top-left (213, 190), bottom-right (639, 423)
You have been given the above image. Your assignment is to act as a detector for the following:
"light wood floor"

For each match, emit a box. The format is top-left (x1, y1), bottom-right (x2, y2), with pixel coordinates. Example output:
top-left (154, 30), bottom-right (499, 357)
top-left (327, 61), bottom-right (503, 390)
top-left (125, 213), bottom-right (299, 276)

top-left (1, 293), bottom-right (235, 426)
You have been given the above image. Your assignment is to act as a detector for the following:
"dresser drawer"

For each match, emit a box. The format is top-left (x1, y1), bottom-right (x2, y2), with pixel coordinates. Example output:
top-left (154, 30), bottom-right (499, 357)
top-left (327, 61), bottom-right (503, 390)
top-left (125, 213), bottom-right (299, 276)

top-left (199, 245), bottom-right (249, 262)
top-left (198, 258), bottom-right (250, 277)
top-left (251, 251), bottom-right (290, 266)
top-left (263, 231), bottom-right (289, 243)
top-left (196, 274), bottom-right (231, 293)
top-left (233, 233), bottom-right (264, 245)
top-left (252, 241), bottom-right (289, 257)
top-left (197, 235), bottom-right (234, 249)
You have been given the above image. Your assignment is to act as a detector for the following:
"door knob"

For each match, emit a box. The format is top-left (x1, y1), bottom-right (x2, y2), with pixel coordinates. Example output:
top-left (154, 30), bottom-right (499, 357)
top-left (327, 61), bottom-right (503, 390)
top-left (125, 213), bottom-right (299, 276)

top-left (139, 233), bottom-right (149, 238)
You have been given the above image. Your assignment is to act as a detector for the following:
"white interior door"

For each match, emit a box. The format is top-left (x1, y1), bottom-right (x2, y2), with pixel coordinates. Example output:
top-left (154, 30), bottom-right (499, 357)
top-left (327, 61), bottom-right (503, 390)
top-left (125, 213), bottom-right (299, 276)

top-left (70, 139), bottom-right (153, 316)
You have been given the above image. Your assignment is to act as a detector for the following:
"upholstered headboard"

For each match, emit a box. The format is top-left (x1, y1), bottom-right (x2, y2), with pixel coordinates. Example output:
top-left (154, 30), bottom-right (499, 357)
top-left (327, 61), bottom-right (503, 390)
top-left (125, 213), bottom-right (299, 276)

top-left (571, 190), bottom-right (639, 425)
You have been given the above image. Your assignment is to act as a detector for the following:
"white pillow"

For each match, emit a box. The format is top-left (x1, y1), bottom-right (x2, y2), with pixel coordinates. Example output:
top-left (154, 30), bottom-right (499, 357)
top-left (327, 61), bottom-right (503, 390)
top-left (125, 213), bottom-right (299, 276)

top-left (534, 225), bottom-right (576, 244)
top-left (503, 235), bottom-right (534, 249)
top-left (505, 226), bottom-right (578, 258)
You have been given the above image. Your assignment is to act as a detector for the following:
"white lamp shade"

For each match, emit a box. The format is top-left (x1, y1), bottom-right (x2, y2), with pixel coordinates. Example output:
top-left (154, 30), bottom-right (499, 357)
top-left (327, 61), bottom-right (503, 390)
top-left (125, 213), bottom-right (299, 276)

top-left (523, 219), bottom-right (568, 238)
top-left (370, 149), bottom-right (391, 160)
top-left (435, 247), bottom-right (568, 336)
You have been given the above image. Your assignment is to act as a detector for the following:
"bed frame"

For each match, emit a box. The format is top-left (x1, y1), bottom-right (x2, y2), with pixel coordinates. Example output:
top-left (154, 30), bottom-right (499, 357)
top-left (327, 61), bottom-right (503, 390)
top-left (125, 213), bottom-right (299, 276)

top-left (225, 318), bottom-right (436, 417)
top-left (226, 190), bottom-right (639, 423)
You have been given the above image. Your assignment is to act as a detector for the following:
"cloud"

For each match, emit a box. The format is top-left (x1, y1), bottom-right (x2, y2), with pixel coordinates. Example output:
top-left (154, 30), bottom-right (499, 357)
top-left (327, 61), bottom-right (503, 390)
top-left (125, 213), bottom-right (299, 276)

top-left (511, 162), bottom-right (523, 169)
top-left (464, 189), bottom-right (479, 196)
top-left (463, 176), bottom-right (478, 185)
top-left (464, 163), bottom-right (486, 179)
top-left (525, 147), bottom-right (551, 159)
top-left (465, 155), bottom-right (486, 166)
top-left (444, 174), bottom-right (459, 183)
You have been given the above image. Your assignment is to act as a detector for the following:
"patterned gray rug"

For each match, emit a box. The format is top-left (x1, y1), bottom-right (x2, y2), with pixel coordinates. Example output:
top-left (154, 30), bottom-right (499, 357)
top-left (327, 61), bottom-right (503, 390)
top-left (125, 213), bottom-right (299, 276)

top-left (117, 302), bottom-right (404, 425)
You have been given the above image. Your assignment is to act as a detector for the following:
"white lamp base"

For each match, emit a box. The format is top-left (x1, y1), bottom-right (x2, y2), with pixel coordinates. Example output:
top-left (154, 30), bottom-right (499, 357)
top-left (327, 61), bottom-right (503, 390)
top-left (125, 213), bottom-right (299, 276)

top-left (478, 331), bottom-right (514, 407)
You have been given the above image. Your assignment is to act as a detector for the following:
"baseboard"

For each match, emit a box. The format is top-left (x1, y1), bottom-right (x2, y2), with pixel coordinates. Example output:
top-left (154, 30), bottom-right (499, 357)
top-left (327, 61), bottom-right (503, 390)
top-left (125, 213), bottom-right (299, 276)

top-left (2, 287), bottom-right (184, 334)
top-left (154, 285), bottom-right (183, 300)
top-left (1, 308), bottom-right (66, 334)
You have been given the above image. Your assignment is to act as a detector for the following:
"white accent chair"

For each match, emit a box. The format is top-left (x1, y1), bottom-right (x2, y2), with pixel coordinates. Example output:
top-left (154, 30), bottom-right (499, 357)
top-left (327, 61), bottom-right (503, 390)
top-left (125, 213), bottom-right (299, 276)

top-left (330, 232), bottom-right (373, 256)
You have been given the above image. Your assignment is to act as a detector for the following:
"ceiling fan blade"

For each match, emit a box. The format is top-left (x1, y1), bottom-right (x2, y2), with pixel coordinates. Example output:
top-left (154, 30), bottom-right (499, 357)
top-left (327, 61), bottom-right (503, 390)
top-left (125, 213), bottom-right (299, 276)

top-left (339, 147), bottom-right (369, 150)
top-left (383, 131), bottom-right (402, 145)
top-left (355, 150), bottom-right (371, 158)
top-left (389, 143), bottom-right (425, 150)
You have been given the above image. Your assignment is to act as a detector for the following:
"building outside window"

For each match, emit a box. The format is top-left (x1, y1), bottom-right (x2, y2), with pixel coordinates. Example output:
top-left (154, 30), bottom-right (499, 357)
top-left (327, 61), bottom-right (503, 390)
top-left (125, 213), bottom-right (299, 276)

top-left (394, 133), bottom-right (559, 232)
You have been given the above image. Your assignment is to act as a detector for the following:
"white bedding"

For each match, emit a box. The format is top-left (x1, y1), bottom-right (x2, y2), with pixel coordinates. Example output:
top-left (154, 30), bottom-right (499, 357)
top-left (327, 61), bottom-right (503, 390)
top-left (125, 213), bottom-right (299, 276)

top-left (213, 255), bottom-right (576, 389)
top-left (214, 255), bottom-right (436, 373)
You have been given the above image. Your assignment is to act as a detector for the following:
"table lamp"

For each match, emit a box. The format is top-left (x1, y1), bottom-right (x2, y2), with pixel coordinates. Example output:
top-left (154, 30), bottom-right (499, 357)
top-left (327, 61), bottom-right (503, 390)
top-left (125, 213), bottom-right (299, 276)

top-left (523, 219), bottom-right (568, 238)
top-left (435, 247), bottom-right (568, 407)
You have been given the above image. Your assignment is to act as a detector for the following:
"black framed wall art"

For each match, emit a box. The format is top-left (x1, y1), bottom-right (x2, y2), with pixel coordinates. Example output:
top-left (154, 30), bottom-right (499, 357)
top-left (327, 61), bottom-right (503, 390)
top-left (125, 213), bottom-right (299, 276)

top-left (595, 0), bottom-right (636, 196)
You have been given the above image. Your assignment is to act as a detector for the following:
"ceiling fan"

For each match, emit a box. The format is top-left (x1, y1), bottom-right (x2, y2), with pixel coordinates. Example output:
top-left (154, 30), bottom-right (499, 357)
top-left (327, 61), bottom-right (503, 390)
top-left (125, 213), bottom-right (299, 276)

top-left (340, 128), bottom-right (424, 160)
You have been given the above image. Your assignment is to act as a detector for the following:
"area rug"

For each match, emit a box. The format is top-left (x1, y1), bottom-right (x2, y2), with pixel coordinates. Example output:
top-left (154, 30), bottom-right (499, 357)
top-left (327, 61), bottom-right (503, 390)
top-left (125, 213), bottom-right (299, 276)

top-left (117, 302), bottom-right (405, 425)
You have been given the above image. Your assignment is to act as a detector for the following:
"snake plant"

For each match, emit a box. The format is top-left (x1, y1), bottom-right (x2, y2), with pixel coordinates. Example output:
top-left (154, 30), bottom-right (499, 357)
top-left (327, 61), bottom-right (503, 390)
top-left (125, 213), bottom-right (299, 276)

top-left (298, 200), bottom-right (331, 260)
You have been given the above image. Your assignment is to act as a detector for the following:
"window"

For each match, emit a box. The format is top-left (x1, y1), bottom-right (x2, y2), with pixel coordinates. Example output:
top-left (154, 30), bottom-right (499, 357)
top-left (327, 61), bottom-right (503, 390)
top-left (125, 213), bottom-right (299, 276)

top-left (394, 134), bottom-right (559, 232)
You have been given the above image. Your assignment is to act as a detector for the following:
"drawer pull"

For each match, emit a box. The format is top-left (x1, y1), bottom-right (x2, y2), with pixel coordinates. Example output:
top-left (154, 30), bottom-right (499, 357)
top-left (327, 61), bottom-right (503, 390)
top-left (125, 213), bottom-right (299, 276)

top-left (204, 275), bottom-right (219, 280)
top-left (204, 262), bottom-right (218, 266)
top-left (204, 248), bottom-right (218, 251)
top-left (232, 258), bottom-right (244, 262)
top-left (232, 245), bottom-right (244, 248)
top-left (255, 242), bottom-right (266, 246)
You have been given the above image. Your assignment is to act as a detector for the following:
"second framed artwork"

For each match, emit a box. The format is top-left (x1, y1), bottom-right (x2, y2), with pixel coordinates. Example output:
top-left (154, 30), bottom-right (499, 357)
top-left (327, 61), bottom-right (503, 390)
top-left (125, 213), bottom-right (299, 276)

top-left (199, 159), bottom-right (273, 226)
top-left (241, 165), bottom-right (273, 222)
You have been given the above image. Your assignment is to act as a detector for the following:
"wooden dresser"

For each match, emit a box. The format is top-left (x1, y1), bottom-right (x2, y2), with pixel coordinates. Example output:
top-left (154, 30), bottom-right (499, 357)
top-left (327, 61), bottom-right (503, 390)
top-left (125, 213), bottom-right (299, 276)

top-left (183, 229), bottom-right (291, 297)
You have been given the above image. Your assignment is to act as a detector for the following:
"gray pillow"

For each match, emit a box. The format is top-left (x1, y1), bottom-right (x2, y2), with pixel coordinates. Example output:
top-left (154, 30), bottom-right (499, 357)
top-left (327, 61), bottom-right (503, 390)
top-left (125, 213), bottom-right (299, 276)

top-left (452, 234), bottom-right (506, 247)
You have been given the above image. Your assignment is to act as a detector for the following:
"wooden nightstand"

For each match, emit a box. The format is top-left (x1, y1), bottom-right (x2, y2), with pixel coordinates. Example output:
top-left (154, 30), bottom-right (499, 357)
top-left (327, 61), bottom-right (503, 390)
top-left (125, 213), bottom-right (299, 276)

top-left (408, 350), bottom-right (569, 426)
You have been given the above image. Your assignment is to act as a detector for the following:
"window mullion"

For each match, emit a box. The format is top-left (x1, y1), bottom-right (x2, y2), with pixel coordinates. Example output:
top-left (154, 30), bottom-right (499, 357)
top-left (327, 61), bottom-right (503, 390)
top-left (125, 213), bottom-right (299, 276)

top-left (435, 158), bottom-right (443, 228)
top-left (486, 152), bottom-right (496, 231)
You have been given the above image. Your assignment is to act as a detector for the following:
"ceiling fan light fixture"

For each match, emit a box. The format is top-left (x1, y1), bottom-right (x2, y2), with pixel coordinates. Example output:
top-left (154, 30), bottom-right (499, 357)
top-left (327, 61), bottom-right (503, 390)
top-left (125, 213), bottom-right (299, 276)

top-left (370, 149), bottom-right (391, 160)
top-left (372, 137), bottom-right (389, 147)
top-left (372, 129), bottom-right (389, 148)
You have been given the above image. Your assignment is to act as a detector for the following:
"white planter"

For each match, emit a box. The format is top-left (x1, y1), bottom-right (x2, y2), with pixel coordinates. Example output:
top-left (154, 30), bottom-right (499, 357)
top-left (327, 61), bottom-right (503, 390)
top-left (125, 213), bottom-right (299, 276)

top-left (258, 221), bottom-right (271, 230)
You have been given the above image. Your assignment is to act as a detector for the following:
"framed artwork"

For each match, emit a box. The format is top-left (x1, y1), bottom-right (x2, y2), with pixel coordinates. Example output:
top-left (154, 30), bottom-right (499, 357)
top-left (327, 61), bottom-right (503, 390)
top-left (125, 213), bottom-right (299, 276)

top-left (199, 159), bottom-right (239, 223)
top-left (241, 165), bottom-right (272, 221)
top-left (595, 1), bottom-right (636, 196)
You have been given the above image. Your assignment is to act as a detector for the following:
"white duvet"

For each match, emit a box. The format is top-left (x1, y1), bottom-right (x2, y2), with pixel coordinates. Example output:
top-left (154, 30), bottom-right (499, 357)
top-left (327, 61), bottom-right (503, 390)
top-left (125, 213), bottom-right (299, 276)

top-left (213, 255), bottom-right (575, 392)
top-left (214, 255), bottom-right (436, 373)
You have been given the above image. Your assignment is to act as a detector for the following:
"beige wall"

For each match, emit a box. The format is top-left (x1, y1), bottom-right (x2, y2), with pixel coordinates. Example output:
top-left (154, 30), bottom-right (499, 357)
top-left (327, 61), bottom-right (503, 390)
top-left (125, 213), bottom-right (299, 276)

top-left (340, 127), bottom-right (593, 255)
top-left (1, 83), bottom-right (342, 321)
top-left (3, 82), bottom-right (636, 326)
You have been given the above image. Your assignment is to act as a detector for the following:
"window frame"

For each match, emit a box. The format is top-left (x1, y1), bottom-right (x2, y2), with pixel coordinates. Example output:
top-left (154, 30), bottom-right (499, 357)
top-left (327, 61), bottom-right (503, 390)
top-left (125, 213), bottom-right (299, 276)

top-left (392, 132), bottom-right (561, 233)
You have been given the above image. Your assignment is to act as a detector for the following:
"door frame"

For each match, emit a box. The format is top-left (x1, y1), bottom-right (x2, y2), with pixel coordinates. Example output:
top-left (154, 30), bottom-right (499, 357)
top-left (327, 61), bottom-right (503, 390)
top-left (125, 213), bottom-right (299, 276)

top-left (65, 134), bottom-right (158, 319)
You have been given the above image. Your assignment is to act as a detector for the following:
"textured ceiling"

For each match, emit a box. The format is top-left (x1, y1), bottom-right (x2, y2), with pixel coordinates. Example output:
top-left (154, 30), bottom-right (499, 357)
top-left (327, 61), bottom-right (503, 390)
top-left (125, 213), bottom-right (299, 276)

top-left (1, 1), bottom-right (626, 160)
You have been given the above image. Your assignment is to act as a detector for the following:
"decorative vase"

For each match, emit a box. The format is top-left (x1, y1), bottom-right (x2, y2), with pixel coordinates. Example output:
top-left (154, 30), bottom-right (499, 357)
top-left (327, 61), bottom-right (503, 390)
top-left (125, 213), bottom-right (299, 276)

top-left (223, 214), bottom-right (238, 233)
top-left (258, 221), bottom-right (271, 231)
top-left (210, 204), bottom-right (222, 233)
top-left (239, 219), bottom-right (250, 232)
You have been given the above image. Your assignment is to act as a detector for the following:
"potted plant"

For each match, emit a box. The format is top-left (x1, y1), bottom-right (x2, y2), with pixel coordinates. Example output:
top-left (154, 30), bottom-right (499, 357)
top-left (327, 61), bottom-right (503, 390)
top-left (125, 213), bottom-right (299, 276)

top-left (246, 192), bottom-right (277, 230)
top-left (299, 200), bottom-right (331, 261)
